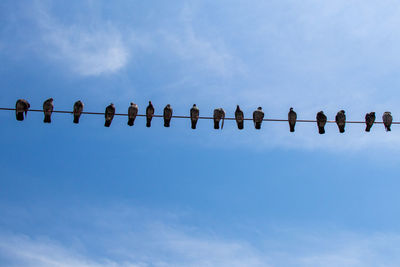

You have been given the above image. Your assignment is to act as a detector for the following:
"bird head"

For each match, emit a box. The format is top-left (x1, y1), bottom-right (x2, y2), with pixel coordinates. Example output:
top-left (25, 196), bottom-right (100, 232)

top-left (371, 112), bottom-right (375, 115)
top-left (257, 107), bottom-right (262, 110)
top-left (166, 104), bottom-right (170, 108)
top-left (193, 104), bottom-right (196, 107)
top-left (130, 102), bottom-right (134, 105)
top-left (341, 110), bottom-right (345, 113)
top-left (290, 107), bottom-right (293, 111)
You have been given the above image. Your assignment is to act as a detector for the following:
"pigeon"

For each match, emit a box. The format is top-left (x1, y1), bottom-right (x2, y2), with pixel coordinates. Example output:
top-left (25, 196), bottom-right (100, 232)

top-left (43, 98), bottom-right (54, 123)
top-left (235, 105), bottom-right (244, 130)
top-left (15, 99), bottom-right (30, 121)
top-left (316, 111), bottom-right (327, 134)
top-left (365, 112), bottom-right (375, 132)
top-left (253, 107), bottom-right (264, 130)
top-left (127, 102), bottom-right (138, 126)
top-left (73, 100), bottom-right (84, 124)
top-left (213, 108), bottom-right (225, 129)
top-left (335, 110), bottom-right (346, 133)
top-left (190, 104), bottom-right (199, 129)
top-left (383, 111), bottom-right (393, 131)
top-left (163, 104), bottom-right (173, 127)
top-left (104, 103), bottom-right (115, 127)
top-left (146, 101), bottom-right (154, 127)
top-left (288, 107), bottom-right (297, 132)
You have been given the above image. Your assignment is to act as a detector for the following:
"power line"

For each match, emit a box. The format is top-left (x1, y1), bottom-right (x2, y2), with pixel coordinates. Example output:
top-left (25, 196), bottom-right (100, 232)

top-left (1, 107), bottom-right (397, 124)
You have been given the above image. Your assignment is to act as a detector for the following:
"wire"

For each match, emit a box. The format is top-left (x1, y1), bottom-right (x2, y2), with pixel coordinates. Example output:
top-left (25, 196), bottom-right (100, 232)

top-left (1, 107), bottom-right (397, 124)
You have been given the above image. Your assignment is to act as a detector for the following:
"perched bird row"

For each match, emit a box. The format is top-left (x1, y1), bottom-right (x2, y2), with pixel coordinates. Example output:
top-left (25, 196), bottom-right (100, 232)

top-left (14, 99), bottom-right (394, 133)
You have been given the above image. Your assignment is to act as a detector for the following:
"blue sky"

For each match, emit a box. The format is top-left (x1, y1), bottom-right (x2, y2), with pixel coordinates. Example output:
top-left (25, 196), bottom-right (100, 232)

top-left (1, 0), bottom-right (400, 266)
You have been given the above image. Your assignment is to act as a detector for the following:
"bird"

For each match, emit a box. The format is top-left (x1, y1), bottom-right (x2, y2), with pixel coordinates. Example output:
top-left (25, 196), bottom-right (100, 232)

top-left (73, 100), bottom-right (84, 124)
top-left (288, 107), bottom-right (297, 132)
top-left (163, 104), bottom-right (173, 127)
top-left (382, 112), bottom-right (393, 132)
top-left (146, 101), bottom-right (154, 127)
top-left (15, 99), bottom-right (30, 121)
top-left (190, 104), bottom-right (199, 129)
top-left (316, 111), bottom-right (327, 134)
top-left (213, 108), bottom-right (225, 129)
top-left (235, 105), bottom-right (244, 130)
top-left (365, 112), bottom-right (375, 132)
top-left (127, 102), bottom-right (138, 126)
top-left (43, 98), bottom-right (54, 123)
top-left (335, 110), bottom-right (346, 133)
top-left (253, 107), bottom-right (264, 129)
top-left (104, 103), bottom-right (115, 127)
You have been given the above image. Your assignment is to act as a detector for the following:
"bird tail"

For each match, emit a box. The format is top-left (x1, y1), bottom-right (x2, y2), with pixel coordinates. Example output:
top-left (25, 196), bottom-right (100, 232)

top-left (255, 122), bottom-right (261, 130)
top-left (104, 120), bottom-right (111, 127)
top-left (365, 125), bottom-right (371, 132)
top-left (237, 121), bottom-right (244, 130)
top-left (164, 119), bottom-right (170, 127)
top-left (73, 115), bottom-right (80, 124)
top-left (191, 120), bottom-right (197, 129)
top-left (44, 114), bottom-right (51, 123)
top-left (290, 124), bottom-right (295, 132)
top-left (339, 125), bottom-right (345, 133)
top-left (214, 120), bottom-right (219, 129)
top-left (221, 116), bottom-right (225, 130)
top-left (318, 126), bottom-right (325, 134)
top-left (146, 118), bottom-right (152, 127)
top-left (16, 112), bottom-right (24, 121)
top-left (127, 118), bottom-right (134, 126)
top-left (386, 126), bottom-right (391, 132)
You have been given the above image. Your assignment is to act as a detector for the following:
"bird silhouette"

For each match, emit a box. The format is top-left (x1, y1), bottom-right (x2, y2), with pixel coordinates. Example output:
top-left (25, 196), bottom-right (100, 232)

top-left (213, 108), bottom-right (225, 129)
top-left (43, 98), bottom-right (54, 123)
top-left (15, 99), bottom-right (30, 121)
top-left (288, 107), bottom-right (297, 132)
top-left (253, 107), bottom-right (264, 129)
top-left (127, 102), bottom-right (138, 126)
top-left (235, 105), bottom-right (244, 130)
top-left (316, 111), bottom-right (327, 134)
top-left (335, 110), bottom-right (346, 133)
top-left (104, 103), bottom-right (115, 127)
top-left (383, 112), bottom-right (393, 131)
top-left (190, 104), bottom-right (199, 129)
top-left (73, 100), bottom-right (84, 124)
top-left (163, 104), bottom-right (173, 127)
top-left (146, 101), bottom-right (154, 127)
top-left (365, 112), bottom-right (375, 132)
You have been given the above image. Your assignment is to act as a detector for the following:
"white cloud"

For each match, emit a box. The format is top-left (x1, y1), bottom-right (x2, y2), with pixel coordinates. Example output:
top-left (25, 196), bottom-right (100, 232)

top-left (34, 4), bottom-right (128, 76)
top-left (3, 225), bottom-right (400, 267)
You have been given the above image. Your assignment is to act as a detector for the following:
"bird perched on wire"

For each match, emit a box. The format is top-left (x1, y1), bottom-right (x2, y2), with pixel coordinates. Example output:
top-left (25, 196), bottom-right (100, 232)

top-left (365, 112), bottom-right (375, 132)
top-left (43, 98), bottom-right (54, 123)
top-left (335, 110), bottom-right (346, 133)
top-left (316, 111), bottom-right (327, 134)
top-left (213, 108), bottom-right (225, 129)
top-left (190, 104), bottom-right (199, 129)
top-left (104, 103), bottom-right (115, 127)
top-left (383, 112), bottom-right (393, 131)
top-left (127, 102), bottom-right (138, 126)
top-left (15, 99), bottom-right (30, 121)
top-left (253, 107), bottom-right (264, 129)
top-left (163, 104), bottom-right (173, 127)
top-left (73, 100), bottom-right (84, 124)
top-left (146, 101), bottom-right (154, 127)
top-left (235, 105), bottom-right (244, 130)
top-left (288, 107), bottom-right (297, 132)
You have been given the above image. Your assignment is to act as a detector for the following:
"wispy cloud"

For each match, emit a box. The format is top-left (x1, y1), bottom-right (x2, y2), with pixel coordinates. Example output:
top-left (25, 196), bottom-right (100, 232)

top-left (1, 205), bottom-right (400, 267)
top-left (34, 3), bottom-right (129, 76)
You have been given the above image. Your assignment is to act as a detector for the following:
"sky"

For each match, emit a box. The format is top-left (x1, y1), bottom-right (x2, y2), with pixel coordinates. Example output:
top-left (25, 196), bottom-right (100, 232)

top-left (1, 0), bottom-right (400, 266)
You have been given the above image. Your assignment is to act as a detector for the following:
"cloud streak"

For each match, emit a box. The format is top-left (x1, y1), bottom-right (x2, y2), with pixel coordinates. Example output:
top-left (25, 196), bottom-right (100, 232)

top-left (34, 3), bottom-right (129, 76)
